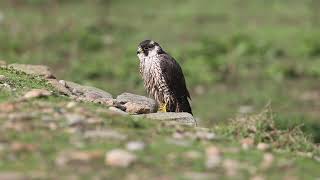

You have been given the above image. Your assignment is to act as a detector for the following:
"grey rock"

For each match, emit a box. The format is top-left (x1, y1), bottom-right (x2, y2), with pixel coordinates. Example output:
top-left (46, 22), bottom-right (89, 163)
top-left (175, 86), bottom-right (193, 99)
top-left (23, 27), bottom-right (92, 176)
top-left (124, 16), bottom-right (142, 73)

top-left (84, 129), bottom-right (127, 140)
top-left (0, 75), bottom-right (6, 82)
top-left (65, 81), bottom-right (113, 102)
top-left (65, 114), bottom-right (86, 126)
top-left (135, 112), bottom-right (197, 126)
top-left (108, 107), bottom-right (129, 116)
top-left (47, 79), bottom-right (72, 96)
top-left (8, 64), bottom-right (55, 79)
top-left (116, 93), bottom-right (157, 114)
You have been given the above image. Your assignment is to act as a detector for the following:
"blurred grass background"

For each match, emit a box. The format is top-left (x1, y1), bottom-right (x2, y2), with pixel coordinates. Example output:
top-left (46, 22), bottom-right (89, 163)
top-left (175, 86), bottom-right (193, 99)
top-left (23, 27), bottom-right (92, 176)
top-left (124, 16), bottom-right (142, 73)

top-left (0, 0), bottom-right (320, 141)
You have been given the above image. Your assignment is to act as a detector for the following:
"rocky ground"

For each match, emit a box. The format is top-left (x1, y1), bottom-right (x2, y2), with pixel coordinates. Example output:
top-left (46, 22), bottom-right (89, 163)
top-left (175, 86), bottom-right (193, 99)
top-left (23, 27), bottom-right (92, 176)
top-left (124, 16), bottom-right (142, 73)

top-left (0, 61), bottom-right (319, 179)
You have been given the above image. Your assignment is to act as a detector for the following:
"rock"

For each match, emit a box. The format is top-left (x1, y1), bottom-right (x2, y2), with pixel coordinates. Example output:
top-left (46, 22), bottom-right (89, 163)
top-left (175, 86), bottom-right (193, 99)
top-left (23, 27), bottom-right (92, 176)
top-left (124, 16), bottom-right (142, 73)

top-left (108, 107), bottom-right (129, 116)
top-left (195, 130), bottom-right (215, 141)
top-left (251, 175), bottom-right (265, 180)
top-left (134, 112), bottom-right (196, 126)
top-left (116, 93), bottom-right (157, 114)
top-left (260, 153), bottom-right (274, 170)
top-left (84, 130), bottom-right (127, 140)
top-left (241, 138), bottom-right (254, 150)
top-left (65, 81), bottom-right (113, 102)
top-left (105, 149), bottom-right (137, 168)
top-left (66, 101), bottom-right (77, 109)
top-left (10, 142), bottom-right (38, 152)
top-left (123, 102), bottom-right (154, 114)
top-left (23, 89), bottom-right (52, 99)
top-left (126, 141), bottom-right (145, 151)
top-left (0, 172), bottom-right (28, 180)
top-left (0, 103), bottom-right (16, 112)
top-left (65, 114), bottom-right (85, 127)
top-left (257, 143), bottom-right (270, 151)
top-left (0, 60), bottom-right (6, 67)
top-left (223, 159), bottom-right (239, 177)
top-left (184, 151), bottom-right (201, 160)
top-left (0, 75), bottom-right (7, 82)
top-left (47, 79), bottom-right (72, 96)
top-left (205, 146), bottom-right (222, 169)
top-left (183, 172), bottom-right (216, 180)
top-left (8, 64), bottom-right (55, 79)
top-left (56, 150), bottom-right (103, 166)
top-left (8, 112), bottom-right (34, 121)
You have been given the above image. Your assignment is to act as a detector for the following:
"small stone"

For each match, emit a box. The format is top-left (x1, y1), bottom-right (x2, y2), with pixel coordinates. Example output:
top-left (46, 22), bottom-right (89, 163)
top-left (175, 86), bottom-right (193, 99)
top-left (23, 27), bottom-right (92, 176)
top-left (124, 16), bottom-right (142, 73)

top-left (123, 102), bottom-right (151, 114)
top-left (116, 92), bottom-right (157, 113)
top-left (184, 151), bottom-right (201, 160)
top-left (0, 103), bottom-right (16, 112)
top-left (11, 142), bottom-right (38, 152)
top-left (126, 141), bottom-right (145, 151)
top-left (238, 105), bottom-right (254, 114)
top-left (105, 149), bottom-right (137, 167)
top-left (23, 89), bottom-right (51, 99)
top-left (84, 130), bottom-right (127, 140)
top-left (135, 112), bottom-right (196, 126)
top-left (261, 153), bottom-right (274, 170)
top-left (251, 175), bottom-right (265, 180)
top-left (195, 131), bottom-right (216, 140)
top-left (8, 112), bottom-right (34, 121)
top-left (205, 146), bottom-right (222, 169)
top-left (59, 80), bottom-right (66, 87)
top-left (47, 79), bottom-right (71, 96)
top-left (223, 159), bottom-right (239, 177)
top-left (0, 60), bottom-right (6, 67)
top-left (257, 143), bottom-right (270, 151)
top-left (66, 101), bottom-right (77, 109)
top-left (65, 114), bottom-right (85, 126)
top-left (108, 107), bottom-right (129, 116)
top-left (0, 172), bottom-right (28, 180)
top-left (0, 75), bottom-right (6, 82)
top-left (56, 150), bottom-right (103, 166)
top-left (241, 138), bottom-right (254, 150)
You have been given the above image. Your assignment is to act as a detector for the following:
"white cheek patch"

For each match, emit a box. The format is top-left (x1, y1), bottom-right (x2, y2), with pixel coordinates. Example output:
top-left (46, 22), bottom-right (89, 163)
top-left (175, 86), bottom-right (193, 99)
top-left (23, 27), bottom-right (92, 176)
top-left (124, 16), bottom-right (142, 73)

top-left (148, 46), bottom-right (159, 57)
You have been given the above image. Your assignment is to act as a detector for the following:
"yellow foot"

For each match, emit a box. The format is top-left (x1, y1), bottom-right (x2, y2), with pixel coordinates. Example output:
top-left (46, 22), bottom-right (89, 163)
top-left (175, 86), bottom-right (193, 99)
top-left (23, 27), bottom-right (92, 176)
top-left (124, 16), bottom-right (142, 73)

top-left (158, 103), bottom-right (167, 112)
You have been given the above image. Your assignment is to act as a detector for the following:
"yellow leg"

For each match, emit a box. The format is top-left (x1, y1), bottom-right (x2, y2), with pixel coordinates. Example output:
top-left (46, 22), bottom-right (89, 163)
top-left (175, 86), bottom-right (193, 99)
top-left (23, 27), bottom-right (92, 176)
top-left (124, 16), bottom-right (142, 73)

top-left (159, 102), bottom-right (167, 112)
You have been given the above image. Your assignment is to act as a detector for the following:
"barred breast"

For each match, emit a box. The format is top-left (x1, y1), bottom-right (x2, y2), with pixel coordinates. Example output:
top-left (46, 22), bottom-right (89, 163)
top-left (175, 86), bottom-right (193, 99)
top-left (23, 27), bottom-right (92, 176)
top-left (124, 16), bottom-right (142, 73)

top-left (139, 56), bottom-right (171, 105)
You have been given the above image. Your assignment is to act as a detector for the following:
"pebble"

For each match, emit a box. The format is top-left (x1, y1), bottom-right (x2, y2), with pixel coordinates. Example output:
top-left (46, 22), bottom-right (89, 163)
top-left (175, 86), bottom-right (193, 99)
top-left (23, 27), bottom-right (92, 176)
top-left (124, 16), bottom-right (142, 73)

top-left (0, 75), bottom-right (6, 82)
top-left (184, 151), bottom-right (202, 160)
top-left (261, 153), bottom-right (274, 169)
top-left (257, 143), bottom-right (270, 151)
top-left (23, 89), bottom-right (52, 99)
top-left (56, 150), bottom-right (103, 166)
top-left (66, 101), bottom-right (77, 109)
top-left (108, 107), bottom-right (129, 116)
top-left (195, 131), bottom-right (216, 140)
top-left (84, 130), bottom-right (127, 140)
top-left (126, 141), bottom-right (145, 151)
top-left (59, 80), bottom-right (66, 87)
top-left (65, 114), bottom-right (85, 126)
top-left (241, 138), bottom-right (254, 150)
top-left (105, 149), bottom-right (137, 167)
top-left (205, 146), bottom-right (222, 169)
top-left (223, 159), bottom-right (239, 177)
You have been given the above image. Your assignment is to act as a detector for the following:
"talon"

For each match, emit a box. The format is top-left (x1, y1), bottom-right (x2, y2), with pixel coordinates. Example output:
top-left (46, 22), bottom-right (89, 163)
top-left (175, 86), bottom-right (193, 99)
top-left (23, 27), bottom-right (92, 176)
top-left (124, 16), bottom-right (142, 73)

top-left (159, 102), bottom-right (167, 112)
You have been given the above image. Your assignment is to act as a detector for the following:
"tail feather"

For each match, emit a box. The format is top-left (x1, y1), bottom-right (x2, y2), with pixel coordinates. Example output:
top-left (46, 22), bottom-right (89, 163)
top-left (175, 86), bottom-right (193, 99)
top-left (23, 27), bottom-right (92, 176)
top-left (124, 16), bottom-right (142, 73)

top-left (176, 96), bottom-right (193, 115)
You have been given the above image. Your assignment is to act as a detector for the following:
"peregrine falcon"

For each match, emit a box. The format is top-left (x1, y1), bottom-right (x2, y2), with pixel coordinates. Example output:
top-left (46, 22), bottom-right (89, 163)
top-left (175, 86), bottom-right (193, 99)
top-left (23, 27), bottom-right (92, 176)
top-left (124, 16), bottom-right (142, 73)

top-left (137, 40), bottom-right (193, 115)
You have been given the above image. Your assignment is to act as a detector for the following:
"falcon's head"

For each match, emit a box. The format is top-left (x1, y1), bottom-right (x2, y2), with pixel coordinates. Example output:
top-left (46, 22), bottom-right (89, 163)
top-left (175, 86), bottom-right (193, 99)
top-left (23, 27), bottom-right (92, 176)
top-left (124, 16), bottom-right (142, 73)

top-left (137, 40), bottom-right (165, 60)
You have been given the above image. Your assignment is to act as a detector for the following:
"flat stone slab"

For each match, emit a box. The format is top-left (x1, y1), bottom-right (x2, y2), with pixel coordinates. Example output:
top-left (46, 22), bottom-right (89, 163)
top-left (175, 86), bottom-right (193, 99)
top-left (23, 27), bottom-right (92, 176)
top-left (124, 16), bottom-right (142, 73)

top-left (116, 93), bottom-right (157, 114)
top-left (65, 81), bottom-right (113, 103)
top-left (8, 64), bottom-right (55, 79)
top-left (135, 112), bottom-right (197, 126)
